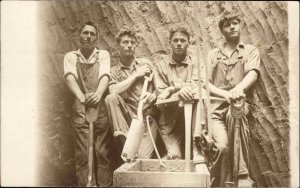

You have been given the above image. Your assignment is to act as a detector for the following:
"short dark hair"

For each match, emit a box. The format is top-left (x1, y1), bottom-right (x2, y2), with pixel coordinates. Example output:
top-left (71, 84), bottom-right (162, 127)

top-left (169, 26), bottom-right (191, 42)
top-left (218, 12), bottom-right (242, 31)
top-left (79, 21), bottom-right (98, 36)
top-left (116, 28), bottom-right (137, 44)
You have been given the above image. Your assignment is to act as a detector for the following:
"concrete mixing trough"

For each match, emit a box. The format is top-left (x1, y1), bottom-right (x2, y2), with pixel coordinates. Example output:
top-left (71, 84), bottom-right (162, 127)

top-left (113, 159), bottom-right (210, 187)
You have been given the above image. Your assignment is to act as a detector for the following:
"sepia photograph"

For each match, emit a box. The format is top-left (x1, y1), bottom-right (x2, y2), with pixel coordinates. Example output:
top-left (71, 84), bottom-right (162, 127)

top-left (1, 1), bottom-right (299, 187)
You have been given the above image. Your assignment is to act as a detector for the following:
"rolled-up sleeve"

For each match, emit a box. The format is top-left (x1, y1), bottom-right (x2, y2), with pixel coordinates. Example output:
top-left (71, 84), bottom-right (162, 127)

top-left (154, 61), bottom-right (169, 96)
top-left (207, 51), bottom-right (215, 83)
top-left (98, 50), bottom-right (111, 81)
top-left (190, 57), bottom-right (199, 82)
top-left (108, 65), bottom-right (119, 87)
top-left (108, 74), bottom-right (118, 86)
top-left (63, 52), bottom-right (78, 79)
top-left (244, 47), bottom-right (260, 77)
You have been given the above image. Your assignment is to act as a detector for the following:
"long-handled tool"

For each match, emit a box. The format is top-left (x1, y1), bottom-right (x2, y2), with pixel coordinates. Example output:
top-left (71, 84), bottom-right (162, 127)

top-left (231, 97), bottom-right (245, 187)
top-left (202, 43), bottom-right (215, 154)
top-left (86, 106), bottom-right (99, 187)
top-left (191, 35), bottom-right (214, 156)
top-left (192, 36), bottom-right (210, 171)
top-left (121, 73), bottom-right (154, 162)
top-left (184, 102), bottom-right (193, 172)
top-left (194, 35), bottom-right (204, 140)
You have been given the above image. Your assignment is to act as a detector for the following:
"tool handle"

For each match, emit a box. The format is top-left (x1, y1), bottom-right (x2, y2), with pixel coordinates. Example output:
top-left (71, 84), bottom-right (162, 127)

top-left (87, 121), bottom-right (94, 187)
top-left (230, 97), bottom-right (246, 119)
top-left (121, 74), bottom-right (153, 162)
top-left (137, 74), bottom-right (153, 119)
top-left (184, 103), bottom-right (193, 172)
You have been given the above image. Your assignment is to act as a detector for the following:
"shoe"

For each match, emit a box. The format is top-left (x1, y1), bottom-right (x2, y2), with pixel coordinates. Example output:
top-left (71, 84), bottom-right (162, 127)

top-left (238, 175), bottom-right (254, 188)
top-left (193, 138), bottom-right (206, 164)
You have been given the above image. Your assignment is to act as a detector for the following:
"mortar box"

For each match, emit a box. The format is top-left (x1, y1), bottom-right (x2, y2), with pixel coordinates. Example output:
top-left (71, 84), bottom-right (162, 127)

top-left (113, 159), bottom-right (210, 187)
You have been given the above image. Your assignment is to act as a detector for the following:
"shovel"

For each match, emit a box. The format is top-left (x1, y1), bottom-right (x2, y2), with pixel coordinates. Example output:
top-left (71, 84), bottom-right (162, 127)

top-left (86, 106), bottom-right (99, 187)
top-left (230, 96), bottom-right (245, 187)
top-left (121, 73), bottom-right (154, 162)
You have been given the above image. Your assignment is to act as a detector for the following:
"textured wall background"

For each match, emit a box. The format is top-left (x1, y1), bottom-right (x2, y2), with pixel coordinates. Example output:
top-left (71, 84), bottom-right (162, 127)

top-left (37, 1), bottom-right (289, 186)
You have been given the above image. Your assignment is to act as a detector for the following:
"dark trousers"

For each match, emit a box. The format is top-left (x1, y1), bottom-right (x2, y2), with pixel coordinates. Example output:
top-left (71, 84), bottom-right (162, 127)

top-left (210, 101), bottom-right (250, 187)
top-left (105, 93), bottom-right (159, 167)
top-left (158, 102), bottom-right (185, 159)
top-left (71, 99), bottom-right (114, 186)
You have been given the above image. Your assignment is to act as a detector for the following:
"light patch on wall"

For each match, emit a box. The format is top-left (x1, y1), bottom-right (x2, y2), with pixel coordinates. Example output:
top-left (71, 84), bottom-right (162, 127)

top-left (1, 1), bottom-right (38, 186)
top-left (288, 2), bottom-right (299, 188)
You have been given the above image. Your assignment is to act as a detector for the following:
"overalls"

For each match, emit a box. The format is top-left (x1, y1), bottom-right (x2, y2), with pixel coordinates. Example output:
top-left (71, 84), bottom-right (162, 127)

top-left (209, 48), bottom-right (251, 187)
top-left (71, 52), bottom-right (114, 186)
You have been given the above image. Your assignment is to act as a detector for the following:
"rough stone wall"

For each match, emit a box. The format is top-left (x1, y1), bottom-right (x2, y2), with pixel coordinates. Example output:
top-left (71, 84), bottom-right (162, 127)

top-left (37, 1), bottom-right (289, 186)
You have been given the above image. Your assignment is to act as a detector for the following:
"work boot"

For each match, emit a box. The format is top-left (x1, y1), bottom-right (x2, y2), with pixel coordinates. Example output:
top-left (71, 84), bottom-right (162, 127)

top-left (193, 138), bottom-right (205, 164)
top-left (238, 175), bottom-right (254, 188)
top-left (161, 134), bottom-right (182, 159)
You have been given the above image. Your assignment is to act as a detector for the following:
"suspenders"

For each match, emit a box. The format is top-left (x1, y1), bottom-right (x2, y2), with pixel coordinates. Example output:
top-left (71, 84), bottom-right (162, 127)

top-left (76, 51), bottom-right (100, 65)
top-left (75, 50), bottom-right (100, 94)
top-left (213, 48), bottom-right (245, 88)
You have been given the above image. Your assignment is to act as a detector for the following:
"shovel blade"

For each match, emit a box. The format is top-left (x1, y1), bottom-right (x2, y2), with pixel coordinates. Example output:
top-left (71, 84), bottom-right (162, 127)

top-left (121, 117), bottom-right (145, 162)
top-left (86, 107), bottom-right (98, 123)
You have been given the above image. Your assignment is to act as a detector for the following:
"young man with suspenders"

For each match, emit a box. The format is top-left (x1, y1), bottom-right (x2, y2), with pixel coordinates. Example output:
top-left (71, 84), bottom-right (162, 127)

top-left (207, 12), bottom-right (260, 187)
top-left (63, 21), bottom-right (114, 186)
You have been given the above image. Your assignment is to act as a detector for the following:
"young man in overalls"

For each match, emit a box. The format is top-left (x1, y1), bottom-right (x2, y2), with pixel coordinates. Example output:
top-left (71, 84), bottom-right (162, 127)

top-left (105, 29), bottom-right (160, 168)
top-left (63, 21), bottom-right (114, 186)
top-left (207, 12), bottom-right (260, 187)
top-left (154, 26), bottom-right (204, 161)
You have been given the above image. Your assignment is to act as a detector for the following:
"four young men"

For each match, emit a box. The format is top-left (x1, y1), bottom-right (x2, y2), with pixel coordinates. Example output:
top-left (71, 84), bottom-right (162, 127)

top-left (64, 11), bottom-right (260, 187)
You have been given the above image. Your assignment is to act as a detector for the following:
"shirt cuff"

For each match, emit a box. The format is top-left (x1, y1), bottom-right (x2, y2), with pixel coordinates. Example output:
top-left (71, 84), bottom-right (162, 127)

top-left (64, 72), bottom-right (77, 80)
top-left (108, 80), bottom-right (117, 86)
top-left (247, 68), bottom-right (260, 79)
top-left (174, 83), bottom-right (183, 92)
top-left (98, 73), bottom-right (111, 82)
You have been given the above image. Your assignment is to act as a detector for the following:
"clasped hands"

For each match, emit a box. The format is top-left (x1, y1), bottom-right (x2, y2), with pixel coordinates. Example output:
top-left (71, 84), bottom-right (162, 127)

top-left (157, 84), bottom-right (196, 110)
top-left (140, 92), bottom-right (157, 105)
top-left (78, 92), bottom-right (102, 107)
top-left (223, 86), bottom-right (245, 103)
top-left (134, 64), bottom-right (152, 78)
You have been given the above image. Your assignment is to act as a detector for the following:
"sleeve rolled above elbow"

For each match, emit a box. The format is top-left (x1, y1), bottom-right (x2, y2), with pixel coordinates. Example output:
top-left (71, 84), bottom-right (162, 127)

top-left (244, 47), bottom-right (261, 78)
top-left (98, 50), bottom-right (111, 80)
top-left (63, 53), bottom-right (78, 80)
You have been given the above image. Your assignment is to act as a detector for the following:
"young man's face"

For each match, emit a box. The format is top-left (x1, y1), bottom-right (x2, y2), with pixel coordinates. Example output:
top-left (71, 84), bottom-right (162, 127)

top-left (79, 25), bottom-right (97, 50)
top-left (170, 31), bottom-right (189, 56)
top-left (221, 19), bottom-right (241, 41)
top-left (118, 35), bottom-right (137, 57)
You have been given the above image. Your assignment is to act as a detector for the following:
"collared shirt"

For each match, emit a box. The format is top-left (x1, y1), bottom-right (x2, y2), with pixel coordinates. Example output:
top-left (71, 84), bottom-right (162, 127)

top-left (207, 42), bottom-right (260, 90)
top-left (63, 48), bottom-right (111, 80)
top-left (154, 54), bottom-right (201, 96)
top-left (109, 57), bottom-right (155, 107)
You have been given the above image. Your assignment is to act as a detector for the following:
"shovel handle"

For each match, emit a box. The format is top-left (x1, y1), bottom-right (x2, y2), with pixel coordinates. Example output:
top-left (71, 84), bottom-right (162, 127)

top-left (184, 103), bottom-right (193, 172)
top-left (137, 74), bottom-right (153, 119)
top-left (86, 106), bottom-right (98, 187)
top-left (87, 121), bottom-right (94, 186)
